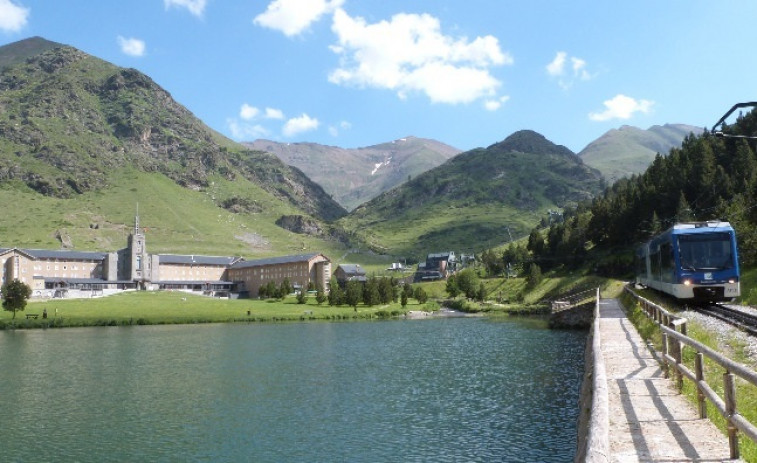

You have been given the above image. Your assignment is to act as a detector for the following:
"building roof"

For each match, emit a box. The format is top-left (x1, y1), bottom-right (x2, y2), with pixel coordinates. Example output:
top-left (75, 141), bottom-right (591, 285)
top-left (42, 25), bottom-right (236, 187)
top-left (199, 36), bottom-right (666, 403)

top-left (158, 254), bottom-right (240, 266)
top-left (42, 277), bottom-right (133, 285)
top-left (337, 264), bottom-right (365, 276)
top-left (155, 280), bottom-right (233, 285)
top-left (230, 253), bottom-right (327, 269)
top-left (22, 248), bottom-right (107, 261)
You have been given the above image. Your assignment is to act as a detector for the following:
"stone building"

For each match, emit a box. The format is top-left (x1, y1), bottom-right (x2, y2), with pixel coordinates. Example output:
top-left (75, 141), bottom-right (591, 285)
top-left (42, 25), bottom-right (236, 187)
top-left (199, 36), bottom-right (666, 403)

top-left (227, 253), bottom-right (331, 297)
top-left (1, 216), bottom-right (330, 299)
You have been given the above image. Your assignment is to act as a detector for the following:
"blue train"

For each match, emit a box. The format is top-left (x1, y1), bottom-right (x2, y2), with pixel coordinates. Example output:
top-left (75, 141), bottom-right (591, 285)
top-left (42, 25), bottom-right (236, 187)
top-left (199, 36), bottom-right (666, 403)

top-left (635, 221), bottom-right (740, 302)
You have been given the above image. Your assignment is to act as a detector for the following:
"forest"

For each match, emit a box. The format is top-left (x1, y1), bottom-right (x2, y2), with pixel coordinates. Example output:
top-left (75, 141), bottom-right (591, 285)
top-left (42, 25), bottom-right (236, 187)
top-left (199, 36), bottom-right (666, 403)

top-left (498, 107), bottom-right (757, 277)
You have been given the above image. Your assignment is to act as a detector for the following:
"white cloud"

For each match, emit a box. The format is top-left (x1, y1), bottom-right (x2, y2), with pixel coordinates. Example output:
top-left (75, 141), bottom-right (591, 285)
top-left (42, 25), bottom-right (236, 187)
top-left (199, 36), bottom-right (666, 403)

top-left (484, 95), bottom-right (510, 111)
top-left (283, 113), bottom-right (319, 137)
top-left (589, 94), bottom-right (654, 122)
top-left (546, 51), bottom-right (567, 77)
top-left (328, 9), bottom-right (511, 105)
top-left (117, 36), bottom-right (146, 57)
top-left (240, 104), bottom-right (260, 120)
top-left (0, 0), bottom-right (29, 32)
top-left (164, 0), bottom-right (206, 17)
top-left (547, 51), bottom-right (593, 89)
top-left (254, 0), bottom-right (344, 37)
top-left (329, 120), bottom-right (351, 136)
top-left (227, 118), bottom-right (270, 140)
top-left (239, 104), bottom-right (285, 121)
top-left (264, 107), bottom-right (285, 120)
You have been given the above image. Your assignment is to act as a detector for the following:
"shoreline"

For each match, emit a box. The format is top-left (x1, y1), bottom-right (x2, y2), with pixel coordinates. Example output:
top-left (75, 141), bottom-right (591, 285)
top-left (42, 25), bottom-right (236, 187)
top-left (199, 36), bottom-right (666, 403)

top-left (405, 308), bottom-right (483, 319)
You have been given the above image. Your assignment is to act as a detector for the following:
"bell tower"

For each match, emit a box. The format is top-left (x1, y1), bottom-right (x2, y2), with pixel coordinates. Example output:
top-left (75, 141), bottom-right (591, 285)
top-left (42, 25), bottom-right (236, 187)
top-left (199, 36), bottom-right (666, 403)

top-left (126, 207), bottom-right (149, 284)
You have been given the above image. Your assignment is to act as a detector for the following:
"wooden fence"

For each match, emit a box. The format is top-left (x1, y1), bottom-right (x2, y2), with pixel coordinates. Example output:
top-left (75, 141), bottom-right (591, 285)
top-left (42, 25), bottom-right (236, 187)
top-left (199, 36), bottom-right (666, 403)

top-left (625, 287), bottom-right (757, 460)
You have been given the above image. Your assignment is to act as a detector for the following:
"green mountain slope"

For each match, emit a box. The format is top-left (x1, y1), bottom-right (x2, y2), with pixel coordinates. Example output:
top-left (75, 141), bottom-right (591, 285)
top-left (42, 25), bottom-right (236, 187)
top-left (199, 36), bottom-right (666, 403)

top-left (339, 130), bottom-right (604, 258)
top-left (245, 136), bottom-right (461, 211)
top-left (0, 37), bottom-right (347, 255)
top-left (579, 124), bottom-right (703, 180)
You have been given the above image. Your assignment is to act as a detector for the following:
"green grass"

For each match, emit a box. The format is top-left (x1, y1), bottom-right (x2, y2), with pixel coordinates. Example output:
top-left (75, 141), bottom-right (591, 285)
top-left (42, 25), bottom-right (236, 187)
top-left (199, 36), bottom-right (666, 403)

top-left (0, 291), bottom-right (427, 329)
top-left (0, 168), bottom-right (349, 259)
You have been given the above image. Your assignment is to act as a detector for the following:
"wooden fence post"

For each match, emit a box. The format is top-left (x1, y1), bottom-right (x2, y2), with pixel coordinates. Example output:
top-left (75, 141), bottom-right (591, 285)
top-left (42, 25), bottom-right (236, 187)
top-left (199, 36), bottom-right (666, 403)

top-left (724, 372), bottom-right (739, 460)
top-left (662, 333), bottom-right (669, 379)
top-left (695, 353), bottom-right (706, 418)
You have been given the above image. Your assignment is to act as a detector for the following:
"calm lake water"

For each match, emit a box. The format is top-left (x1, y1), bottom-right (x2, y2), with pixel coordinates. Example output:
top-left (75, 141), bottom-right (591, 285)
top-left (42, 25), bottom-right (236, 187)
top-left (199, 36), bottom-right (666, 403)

top-left (0, 316), bottom-right (586, 462)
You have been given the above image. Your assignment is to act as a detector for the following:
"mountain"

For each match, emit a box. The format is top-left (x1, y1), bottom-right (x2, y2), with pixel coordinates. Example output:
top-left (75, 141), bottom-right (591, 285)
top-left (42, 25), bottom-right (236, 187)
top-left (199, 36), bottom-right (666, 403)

top-left (0, 37), bottom-right (347, 255)
top-left (244, 137), bottom-right (461, 211)
top-left (579, 124), bottom-right (704, 181)
top-left (338, 130), bottom-right (604, 258)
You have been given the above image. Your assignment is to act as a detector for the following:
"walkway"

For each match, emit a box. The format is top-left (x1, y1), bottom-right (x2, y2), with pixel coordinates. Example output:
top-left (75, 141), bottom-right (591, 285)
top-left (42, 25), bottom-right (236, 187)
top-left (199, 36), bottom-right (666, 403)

top-left (599, 298), bottom-right (740, 462)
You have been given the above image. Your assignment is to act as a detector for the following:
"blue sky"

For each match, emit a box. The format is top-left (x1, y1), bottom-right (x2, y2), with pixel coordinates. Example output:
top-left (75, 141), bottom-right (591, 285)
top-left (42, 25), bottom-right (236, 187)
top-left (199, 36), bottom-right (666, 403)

top-left (1, 0), bottom-right (756, 153)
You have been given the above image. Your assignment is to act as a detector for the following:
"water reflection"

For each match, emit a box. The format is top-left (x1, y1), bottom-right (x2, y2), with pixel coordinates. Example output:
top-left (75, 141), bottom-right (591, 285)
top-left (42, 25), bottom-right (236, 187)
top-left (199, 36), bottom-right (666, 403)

top-left (0, 318), bottom-right (586, 462)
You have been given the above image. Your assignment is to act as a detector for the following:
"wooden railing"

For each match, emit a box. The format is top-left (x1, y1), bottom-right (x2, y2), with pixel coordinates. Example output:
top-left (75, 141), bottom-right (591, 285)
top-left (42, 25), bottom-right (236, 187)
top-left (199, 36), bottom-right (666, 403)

top-left (625, 287), bottom-right (757, 460)
top-left (551, 288), bottom-right (598, 313)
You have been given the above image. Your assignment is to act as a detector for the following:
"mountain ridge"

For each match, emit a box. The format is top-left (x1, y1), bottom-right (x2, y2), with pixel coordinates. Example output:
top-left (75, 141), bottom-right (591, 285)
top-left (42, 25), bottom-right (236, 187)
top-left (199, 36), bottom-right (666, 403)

top-left (339, 130), bottom-right (604, 257)
top-left (579, 123), bottom-right (703, 180)
top-left (244, 136), bottom-right (461, 211)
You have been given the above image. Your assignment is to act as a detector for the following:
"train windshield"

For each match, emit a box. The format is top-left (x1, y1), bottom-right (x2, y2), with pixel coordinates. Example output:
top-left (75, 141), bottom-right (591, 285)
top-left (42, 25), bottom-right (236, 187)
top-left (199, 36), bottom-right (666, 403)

top-left (677, 232), bottom-right (734, 271)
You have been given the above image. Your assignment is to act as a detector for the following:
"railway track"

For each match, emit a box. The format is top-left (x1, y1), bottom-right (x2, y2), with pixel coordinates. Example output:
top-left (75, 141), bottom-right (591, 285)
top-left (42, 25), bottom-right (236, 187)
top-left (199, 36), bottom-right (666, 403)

top-left (688, 303), bottom-right (757, 336)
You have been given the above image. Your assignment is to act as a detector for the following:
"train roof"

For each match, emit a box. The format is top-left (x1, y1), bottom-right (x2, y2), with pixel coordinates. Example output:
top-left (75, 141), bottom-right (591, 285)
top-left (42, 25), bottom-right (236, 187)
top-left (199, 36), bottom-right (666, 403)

top-left (670, 221), bottom-right (734, 234)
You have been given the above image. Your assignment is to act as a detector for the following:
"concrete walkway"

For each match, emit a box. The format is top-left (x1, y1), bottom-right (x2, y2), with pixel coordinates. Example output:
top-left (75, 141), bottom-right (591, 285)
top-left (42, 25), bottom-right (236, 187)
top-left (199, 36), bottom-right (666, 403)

top-left (599, 298), bottom-right (740, 462)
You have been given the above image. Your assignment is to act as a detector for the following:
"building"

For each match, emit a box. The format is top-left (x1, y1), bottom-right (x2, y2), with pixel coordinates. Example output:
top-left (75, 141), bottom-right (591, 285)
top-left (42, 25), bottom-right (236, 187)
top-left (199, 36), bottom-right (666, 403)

top-left (414, 251), bottom-right (457, 281)
top-left (334, 264), bottom-right (367, 287)
top-left (227, 253), bottom-right (331, 297)
top-left (1, 216), bottom-right (331, 299)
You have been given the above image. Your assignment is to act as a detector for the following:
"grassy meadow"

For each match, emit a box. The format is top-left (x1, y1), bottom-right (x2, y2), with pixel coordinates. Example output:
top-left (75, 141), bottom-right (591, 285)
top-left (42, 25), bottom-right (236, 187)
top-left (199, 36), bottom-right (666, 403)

top-left (0, 290), bottom-right (440, 329)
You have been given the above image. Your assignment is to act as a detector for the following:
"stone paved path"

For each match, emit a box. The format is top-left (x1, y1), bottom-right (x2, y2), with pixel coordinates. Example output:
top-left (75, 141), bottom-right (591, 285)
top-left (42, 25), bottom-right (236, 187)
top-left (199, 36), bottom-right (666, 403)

top-left (599, 298), bottom-right (741, 462)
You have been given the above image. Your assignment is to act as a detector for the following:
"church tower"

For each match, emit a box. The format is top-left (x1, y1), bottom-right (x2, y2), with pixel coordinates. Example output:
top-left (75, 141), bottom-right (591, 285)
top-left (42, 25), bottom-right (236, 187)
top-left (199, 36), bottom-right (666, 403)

top-left (125, 211), bottom-right (150, 284)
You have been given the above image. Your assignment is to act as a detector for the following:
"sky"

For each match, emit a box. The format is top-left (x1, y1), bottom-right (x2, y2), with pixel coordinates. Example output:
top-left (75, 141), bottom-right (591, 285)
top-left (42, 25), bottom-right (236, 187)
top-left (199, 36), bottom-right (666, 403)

top-left (1, 0), bottom-right (756, 153)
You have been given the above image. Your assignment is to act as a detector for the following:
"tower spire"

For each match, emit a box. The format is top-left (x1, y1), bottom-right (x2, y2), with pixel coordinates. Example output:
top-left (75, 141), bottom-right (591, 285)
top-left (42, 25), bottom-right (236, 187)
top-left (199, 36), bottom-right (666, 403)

top-left (135, 203), bottom-right (140, 235)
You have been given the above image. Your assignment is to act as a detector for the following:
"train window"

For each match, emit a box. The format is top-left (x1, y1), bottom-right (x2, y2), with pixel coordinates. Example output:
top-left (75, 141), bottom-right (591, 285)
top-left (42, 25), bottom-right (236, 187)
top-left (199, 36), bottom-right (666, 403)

top-left (660, 242), bottom-right (674, 282)
top-left (677, 232), bottom-right (733, 271)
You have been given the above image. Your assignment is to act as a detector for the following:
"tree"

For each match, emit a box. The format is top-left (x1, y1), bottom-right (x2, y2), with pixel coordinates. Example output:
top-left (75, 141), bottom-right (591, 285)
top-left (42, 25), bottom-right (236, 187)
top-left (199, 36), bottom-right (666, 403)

top-left (280, 278), bottom-right (292, 298)
top-left (455, 269), bottom-right (478, 299)
top-left (315, 285), bottom-right (327, 305)
top-left (345, 280), bottom-right (363, 310)
top-left (526, 263), bottom-right (542, 289)
top-left (328, 276), bottom-right (343, 306)
top-left (2, 279), bottom-right (32, 319)
top-left (403, 283), bottom-right (414, 299)
top-left (476, 282), bottom-right (487, 302)
top-left (401, 291), bottom-right (408, 308)
top-left (378, 277), bottom-right (395, 304)
top-left (527, 229), bottom-right (545, 257)
top-left (675, 191), bottom-right (693, 223)
top-left (296, 289), bottom-right (307, 304)
top-left (445, 274), bottom-right (460, 297)
top-left (363, 277), bottom-right (380, 307)
top-left (414, 286), bottom-right (428, 304)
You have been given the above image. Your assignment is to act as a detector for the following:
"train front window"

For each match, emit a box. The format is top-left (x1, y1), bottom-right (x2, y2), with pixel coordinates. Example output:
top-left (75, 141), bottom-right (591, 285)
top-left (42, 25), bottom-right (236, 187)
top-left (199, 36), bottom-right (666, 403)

top-left (677, 233), bottom-right (733, 271)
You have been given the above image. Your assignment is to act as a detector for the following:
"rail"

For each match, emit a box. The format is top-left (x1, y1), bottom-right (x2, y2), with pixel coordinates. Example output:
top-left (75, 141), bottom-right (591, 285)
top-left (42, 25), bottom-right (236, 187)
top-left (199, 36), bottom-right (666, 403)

top-left (625, 286), bottom-right (757, 460)
top-left (583, 287), bottom-right (609, 462)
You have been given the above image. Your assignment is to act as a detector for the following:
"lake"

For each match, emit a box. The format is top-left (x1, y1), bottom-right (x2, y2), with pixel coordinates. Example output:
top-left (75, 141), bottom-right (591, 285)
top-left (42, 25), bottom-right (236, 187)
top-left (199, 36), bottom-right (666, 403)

top-left (0, 316), bottom-right (586, 462)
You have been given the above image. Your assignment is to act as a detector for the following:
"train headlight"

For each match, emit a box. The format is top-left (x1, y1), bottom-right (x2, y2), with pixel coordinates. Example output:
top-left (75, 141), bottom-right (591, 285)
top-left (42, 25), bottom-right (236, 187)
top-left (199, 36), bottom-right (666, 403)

top-left (682, 279), bottom-right (692, 286)
top-left (728, 278), bottom-right (738, 284)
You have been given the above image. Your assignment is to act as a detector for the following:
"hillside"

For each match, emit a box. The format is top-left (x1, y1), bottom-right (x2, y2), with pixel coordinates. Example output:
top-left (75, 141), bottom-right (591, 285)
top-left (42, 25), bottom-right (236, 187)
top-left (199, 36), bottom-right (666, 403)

top-left (245, 137), bottom-right (461, 211)
top-left (339, 130), bottom-right (604, 259)
top-left (579, 124), bottom-right (703, 180)
top-left (0, 37), bottom-right (347, 255)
